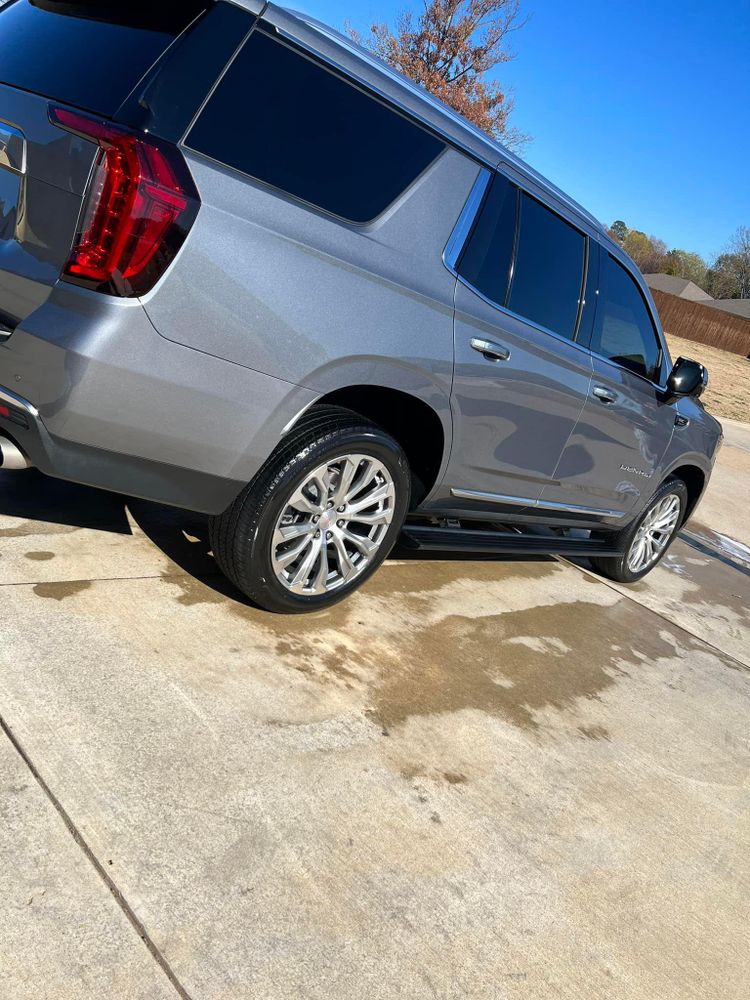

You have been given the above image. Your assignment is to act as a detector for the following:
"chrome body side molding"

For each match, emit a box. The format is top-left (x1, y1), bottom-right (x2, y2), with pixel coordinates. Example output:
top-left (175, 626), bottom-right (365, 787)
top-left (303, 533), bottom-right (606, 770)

top-left (450, 487), bottom-right (626, 520)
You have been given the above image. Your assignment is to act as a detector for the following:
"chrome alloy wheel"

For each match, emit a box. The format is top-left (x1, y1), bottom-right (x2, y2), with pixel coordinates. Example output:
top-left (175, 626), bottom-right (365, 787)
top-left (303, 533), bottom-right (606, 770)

top-left (626, 492), bottom-right (681, 574)
top-left (271, 453), bottom-right (396, 595)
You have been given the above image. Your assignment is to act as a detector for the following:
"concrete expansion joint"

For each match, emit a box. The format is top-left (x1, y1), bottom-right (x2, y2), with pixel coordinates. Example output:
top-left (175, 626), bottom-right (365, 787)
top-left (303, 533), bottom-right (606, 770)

top-left (0, 713), bottom-right (194, 1000)
top-left (557, 555), bottom-right (750, 671)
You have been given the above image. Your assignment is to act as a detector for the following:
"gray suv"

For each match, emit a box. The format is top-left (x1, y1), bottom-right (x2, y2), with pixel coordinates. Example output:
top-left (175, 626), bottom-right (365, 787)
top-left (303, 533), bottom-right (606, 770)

top-left (0, 1), bottom-right (722, 612)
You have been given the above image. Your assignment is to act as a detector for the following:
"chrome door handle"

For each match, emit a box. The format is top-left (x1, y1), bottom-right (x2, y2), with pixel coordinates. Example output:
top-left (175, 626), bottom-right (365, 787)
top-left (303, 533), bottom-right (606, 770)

top-left (593, 385), bottom-right (617, 404)
top-left (470, 338), bottom-right (511, 362)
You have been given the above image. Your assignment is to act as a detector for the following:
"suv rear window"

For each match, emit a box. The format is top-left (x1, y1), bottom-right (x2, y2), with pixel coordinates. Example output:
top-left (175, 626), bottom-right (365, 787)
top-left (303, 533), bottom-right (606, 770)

top-left (0, 1), bottom-right (207, 116)
top-left (187, 29), bottom-right (446, 224)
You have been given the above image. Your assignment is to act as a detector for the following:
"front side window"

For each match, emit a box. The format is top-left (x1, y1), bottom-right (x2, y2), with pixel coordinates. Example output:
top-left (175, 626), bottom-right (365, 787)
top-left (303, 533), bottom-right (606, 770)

top-left (507, 194), bottom-right (585, 340)
top-left (592, 255), bottom-right (662, 381)
top-left (187, 29), bottom-right (445, 223)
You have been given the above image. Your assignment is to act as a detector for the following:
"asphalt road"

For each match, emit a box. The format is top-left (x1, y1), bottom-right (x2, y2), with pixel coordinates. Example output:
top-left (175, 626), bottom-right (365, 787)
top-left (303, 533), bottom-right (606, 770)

top-left (0, 424), bottom-right (748, 1000)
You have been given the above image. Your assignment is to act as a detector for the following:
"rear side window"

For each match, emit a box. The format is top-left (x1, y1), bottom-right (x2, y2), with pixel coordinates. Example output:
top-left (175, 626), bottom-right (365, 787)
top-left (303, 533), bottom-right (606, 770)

top-left (592, 254), bottom-right (662, 381)
top-left (187, 29), bottom-right (446, 223)
top-left (457, 172), bottom-right (586, 341)
top-left (0, 1), bottom-right (206, 116)
top-left (456, 172), bottom-right (517, 306)
top-left (507, 194), bottom-right (585, 340)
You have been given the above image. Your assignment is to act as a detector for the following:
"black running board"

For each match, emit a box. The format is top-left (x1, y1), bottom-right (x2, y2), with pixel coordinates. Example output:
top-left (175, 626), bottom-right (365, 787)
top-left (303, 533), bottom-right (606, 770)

top-left (399, 525), bottom-right (624, 557)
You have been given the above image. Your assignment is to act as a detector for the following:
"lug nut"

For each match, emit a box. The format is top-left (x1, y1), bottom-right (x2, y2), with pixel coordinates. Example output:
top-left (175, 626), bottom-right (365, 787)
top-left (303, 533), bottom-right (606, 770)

top-left (312, 515), bottom-right (319, 523)
top-left (314, 530), bottom-right (321, 538)
top-left (326, 530), bottom-right (332, 539)
top-left (337, 506), bottom-right (345, 513)
top-left (337, 520), bottom-right (344, 528)
top-left (327, 500), bottom-right (334, 509)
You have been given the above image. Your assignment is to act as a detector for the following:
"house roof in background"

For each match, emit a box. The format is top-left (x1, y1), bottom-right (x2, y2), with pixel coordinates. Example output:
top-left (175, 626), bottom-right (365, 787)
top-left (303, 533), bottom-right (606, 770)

top-left (644, 273), bottom-right (713, 301)
top-left (703, 299), bottom-right (750, 320)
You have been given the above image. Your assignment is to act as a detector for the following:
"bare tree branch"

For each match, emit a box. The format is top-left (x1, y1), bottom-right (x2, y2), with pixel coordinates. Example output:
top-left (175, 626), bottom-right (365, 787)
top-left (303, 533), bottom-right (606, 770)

top-left (348, 0), bottom-right (531, 153)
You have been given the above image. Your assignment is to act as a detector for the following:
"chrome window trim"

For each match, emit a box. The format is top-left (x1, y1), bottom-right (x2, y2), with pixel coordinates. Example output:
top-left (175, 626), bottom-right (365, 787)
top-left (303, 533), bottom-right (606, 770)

top-left (588, 347), bottom-right (668, 394)
top-left (450, 487), bottom-right (625, 520)
top-left (572, 233), bottom-right (589, 338)
top-left (442, 168), bottom-right (492, 272)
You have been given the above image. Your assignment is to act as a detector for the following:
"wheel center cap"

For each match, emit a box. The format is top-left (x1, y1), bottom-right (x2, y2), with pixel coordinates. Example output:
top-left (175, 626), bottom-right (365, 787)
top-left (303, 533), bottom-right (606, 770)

top-left (319, 510), bottom-right (335, 531)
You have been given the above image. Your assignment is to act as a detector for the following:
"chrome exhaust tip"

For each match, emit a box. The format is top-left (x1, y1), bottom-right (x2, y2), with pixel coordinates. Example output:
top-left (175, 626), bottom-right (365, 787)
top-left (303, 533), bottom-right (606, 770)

top-left (0, 435), bottom-right (32, 470)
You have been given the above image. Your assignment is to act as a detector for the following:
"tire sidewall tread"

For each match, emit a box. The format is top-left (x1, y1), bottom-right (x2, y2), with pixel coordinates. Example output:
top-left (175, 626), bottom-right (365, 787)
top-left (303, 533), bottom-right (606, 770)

top-left (209, 406), bottom-right (410, 613)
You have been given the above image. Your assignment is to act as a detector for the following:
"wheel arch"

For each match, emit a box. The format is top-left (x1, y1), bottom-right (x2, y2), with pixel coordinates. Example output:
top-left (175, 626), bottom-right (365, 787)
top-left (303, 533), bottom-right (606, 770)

top-left (665, 463), bottom-right (707, 524)
top-left (291, 384), bottom-right (449, 507)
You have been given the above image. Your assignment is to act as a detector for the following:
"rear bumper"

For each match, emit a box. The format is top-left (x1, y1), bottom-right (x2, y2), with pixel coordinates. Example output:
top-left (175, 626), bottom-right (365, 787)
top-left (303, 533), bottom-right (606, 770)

top-left (0, 282), bottom-right (317, 513)
top-left (0, 384), bottom-right (246, 513)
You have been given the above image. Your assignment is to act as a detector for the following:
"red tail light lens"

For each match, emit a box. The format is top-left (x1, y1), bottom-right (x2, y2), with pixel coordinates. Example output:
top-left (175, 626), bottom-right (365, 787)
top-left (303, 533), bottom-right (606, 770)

top-left (50, 106), bottom-right (199, 297)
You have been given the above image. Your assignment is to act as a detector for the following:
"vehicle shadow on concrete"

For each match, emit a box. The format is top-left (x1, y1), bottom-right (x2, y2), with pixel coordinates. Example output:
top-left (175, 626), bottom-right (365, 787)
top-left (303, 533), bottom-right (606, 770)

top-left (0, 470), bottom-right (554, 606)
top-left (0, 469), bottom-right (132, 534)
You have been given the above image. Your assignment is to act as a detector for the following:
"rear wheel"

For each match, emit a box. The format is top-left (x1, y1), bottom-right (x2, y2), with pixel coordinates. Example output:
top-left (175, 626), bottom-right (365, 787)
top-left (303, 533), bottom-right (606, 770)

top-left (209, 407), bottom-right (410, 613)
top-left (589, 477), bottom-right (687, 583)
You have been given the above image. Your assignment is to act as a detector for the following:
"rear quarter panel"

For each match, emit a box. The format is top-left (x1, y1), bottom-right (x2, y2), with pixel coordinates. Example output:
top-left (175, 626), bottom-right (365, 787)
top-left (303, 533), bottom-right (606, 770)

top-left (141, 147), bottom-right (478, 405)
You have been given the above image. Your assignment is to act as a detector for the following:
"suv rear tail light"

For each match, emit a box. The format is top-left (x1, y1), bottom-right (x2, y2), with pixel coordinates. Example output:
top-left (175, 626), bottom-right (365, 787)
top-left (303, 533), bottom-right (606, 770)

top-left (49, 106), bottom-right (200, 297)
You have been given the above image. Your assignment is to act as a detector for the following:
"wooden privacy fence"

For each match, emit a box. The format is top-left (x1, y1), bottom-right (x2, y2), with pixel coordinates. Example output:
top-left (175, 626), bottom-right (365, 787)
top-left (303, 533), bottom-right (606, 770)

top-left (650, 289), bottom-right (750, 357)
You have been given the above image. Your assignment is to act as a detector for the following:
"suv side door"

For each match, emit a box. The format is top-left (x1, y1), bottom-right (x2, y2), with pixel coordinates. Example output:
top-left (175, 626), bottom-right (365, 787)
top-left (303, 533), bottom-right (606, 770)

top-left (541, 250), bottom-right (676, 516)
top-left (437, 169), bottom-right (595, 514)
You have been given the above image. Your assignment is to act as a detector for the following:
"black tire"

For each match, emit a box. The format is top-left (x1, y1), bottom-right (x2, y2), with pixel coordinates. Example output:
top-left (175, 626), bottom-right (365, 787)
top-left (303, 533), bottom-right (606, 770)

top-left (589, 477), bottom-right (688, 583)
top-left (209, 406), bottom-right (411, 613)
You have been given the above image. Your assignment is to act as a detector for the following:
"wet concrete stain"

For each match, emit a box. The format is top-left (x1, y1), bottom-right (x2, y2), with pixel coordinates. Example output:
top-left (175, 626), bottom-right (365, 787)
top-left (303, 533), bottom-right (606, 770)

top-left (236, 558), bottom-right (681, 734)
top-left (24, 551), bottom-right (55, 561)
top-left (399, 765), bottom-right (468, 785)
top-left (0, 521), bottom-right (79, 538)
top-left (443, 771), bottom-right (468, 785)
top-left (32, 581), bottom-right (92, 601)
top-left (154, 555), bottom-right (697, 735)
top-left (366, 599), bottom-right (677, 732)
top-left (274, 637), bottom-right (362, 688)
top-left (578, 724), bottom-right (611, 741)
top-left (160, 573), bottom-right (225, 607)
top-left (366, 556), bottom-right (559, 598)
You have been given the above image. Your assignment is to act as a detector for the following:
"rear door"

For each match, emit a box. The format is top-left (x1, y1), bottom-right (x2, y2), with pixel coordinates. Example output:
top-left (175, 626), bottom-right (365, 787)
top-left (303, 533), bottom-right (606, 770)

top-left (441, 171), bottom-right (594, 513)
top-left (543, 251), bottom-right (675, 515)
top-left (0, 0), bottom-right (209, 329)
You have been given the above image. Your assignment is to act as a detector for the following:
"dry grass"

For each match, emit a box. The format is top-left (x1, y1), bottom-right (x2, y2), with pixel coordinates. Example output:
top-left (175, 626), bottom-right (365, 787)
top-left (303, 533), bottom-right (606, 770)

top-left (666, 334), bottom-right (750, 424)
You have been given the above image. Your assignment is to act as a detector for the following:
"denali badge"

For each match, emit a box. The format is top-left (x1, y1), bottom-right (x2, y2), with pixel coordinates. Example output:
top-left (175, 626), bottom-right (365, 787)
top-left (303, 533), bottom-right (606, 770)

top-left (620, 464), bottom-right (652, 477)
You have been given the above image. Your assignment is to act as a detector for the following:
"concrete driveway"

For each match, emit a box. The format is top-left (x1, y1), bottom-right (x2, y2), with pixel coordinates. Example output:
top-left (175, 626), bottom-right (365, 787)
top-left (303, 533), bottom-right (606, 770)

top-left (1, 424), bottom-right (748, 1000)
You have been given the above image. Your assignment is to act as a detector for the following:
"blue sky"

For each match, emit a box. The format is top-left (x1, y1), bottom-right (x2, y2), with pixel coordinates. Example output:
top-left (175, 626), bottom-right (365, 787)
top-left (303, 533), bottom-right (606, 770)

top-left (299, 0), bottom-right (750, 261)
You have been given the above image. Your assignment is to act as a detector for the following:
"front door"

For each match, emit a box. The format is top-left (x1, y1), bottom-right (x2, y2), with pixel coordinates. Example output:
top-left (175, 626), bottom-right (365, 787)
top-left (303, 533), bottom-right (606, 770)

top-left (542, 251), bottom-right (675, 515)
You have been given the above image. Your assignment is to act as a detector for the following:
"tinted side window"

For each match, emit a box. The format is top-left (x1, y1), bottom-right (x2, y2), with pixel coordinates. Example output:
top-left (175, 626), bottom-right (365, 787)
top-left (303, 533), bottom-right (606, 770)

top-left (456, 172), bottom-right (517, 306)
top-left (187, 30), bottom-right (445, 223)
top-left (592, 255), bottom-right (662, 381)
top-left (0, 1), bottom-right (206, 116)
top-left (507, 194), bottom-right (585, 340)
top-left (116, 2), bottom-right (253, 141)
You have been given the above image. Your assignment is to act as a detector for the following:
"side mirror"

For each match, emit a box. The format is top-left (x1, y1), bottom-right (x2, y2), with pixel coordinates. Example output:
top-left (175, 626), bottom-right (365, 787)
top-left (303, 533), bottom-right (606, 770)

top-left (666, 356), bottom-right (708, 401)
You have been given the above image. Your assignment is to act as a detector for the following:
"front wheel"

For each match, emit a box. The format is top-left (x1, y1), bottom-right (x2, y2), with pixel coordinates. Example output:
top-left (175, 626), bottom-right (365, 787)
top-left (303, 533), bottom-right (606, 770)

top-left (209, 407), bottom-right (411, 613)
top-left (589, 478), bottom-right (687, 583)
